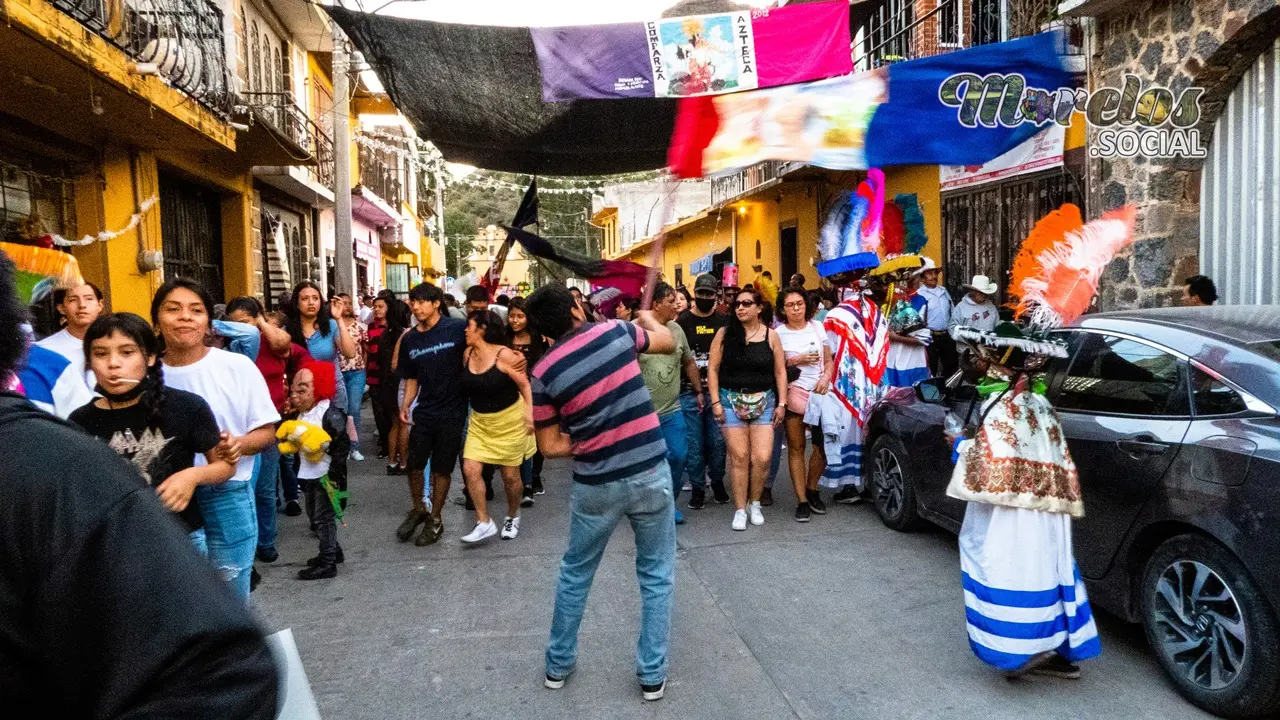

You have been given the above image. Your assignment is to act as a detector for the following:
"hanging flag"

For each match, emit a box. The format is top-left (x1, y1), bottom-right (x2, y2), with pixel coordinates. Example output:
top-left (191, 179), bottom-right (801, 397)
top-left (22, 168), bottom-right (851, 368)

top-left (669, 32), bottom-right (1075, 178)
top-left (503, 225), bottom-right (649, 297)
top-left (530, 1), bottom-right (851, 101)
top-left (511, 179), bottom-right (539, 229)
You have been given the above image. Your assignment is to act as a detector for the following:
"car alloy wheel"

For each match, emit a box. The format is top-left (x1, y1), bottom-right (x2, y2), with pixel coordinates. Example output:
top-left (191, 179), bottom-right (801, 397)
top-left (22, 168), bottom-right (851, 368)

top-left (872, 445), bottom-right (905, 522)
top-left (1151, 559), bottom-right (1247, 691)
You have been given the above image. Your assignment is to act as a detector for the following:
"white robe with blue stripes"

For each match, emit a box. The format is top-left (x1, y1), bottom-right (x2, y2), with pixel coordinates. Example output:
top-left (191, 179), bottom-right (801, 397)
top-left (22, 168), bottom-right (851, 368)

top-left (959, 502), bottom-right (1102, 670)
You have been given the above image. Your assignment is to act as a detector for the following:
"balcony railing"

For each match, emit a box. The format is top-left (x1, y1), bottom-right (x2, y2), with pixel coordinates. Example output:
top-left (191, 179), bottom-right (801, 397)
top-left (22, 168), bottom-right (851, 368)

top-left (855, 0), bottom-right (962, 71)
top-left (358, 145), bottom-right (403, 208)
top-left (50, 0), bottom-right (233, 117)
top-left (711, 161), bottom-right (793, 206)
top-left (240, 91), bottom-right (335, 187)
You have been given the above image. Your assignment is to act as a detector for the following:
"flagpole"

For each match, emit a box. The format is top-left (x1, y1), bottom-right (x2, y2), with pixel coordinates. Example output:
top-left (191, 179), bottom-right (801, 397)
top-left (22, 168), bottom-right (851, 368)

top-left (640, 176), bottom-right (681, 311)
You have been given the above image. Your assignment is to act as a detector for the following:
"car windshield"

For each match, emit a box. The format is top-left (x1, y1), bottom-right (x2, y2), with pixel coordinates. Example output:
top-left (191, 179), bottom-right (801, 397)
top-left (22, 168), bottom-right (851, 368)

top-left (1247, 339), bottom-right (1280, 363)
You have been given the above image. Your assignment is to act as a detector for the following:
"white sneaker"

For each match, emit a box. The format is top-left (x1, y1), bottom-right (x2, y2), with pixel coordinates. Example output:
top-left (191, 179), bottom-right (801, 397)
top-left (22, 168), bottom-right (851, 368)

top-left (749, 501), bottom-right (765, 526)
top-left (731, 509), bottom-right (747, 531)
top-left (501, 515), bottom-right (520, 539)
top-left (461, 520), bottom-right (497, 543)
top-left (350, 449), bottom-right (365, 461)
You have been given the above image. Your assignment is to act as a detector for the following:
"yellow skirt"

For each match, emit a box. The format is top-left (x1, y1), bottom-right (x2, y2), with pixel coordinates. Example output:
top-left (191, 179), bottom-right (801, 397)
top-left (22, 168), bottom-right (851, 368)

top-left (463, 400), bottom-right (537, 467)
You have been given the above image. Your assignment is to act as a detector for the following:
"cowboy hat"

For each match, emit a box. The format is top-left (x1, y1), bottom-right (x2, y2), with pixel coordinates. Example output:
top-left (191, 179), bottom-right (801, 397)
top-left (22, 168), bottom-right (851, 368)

top-left (963, 274), bottom-right (998, 295)
top-left (912, 257), bottom-right (939, 276)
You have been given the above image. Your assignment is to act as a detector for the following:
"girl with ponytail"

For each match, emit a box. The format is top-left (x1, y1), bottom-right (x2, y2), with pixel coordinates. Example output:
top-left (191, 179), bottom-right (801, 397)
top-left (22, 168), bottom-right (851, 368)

top-left (69, 312), bottom-right (236, 553)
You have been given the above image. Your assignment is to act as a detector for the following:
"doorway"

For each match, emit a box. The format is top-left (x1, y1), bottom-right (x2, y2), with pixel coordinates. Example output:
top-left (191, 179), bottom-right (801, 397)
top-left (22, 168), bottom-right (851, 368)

top-left (160, 172), bottom-right (224, 302)
top-left (780, 223), bottom-right (798, 286)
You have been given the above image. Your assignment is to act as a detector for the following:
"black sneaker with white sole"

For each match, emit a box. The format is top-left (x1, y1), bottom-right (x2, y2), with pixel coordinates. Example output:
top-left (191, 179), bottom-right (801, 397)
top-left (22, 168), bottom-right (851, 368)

top-left (794, 502), bottom-right (811, 522)
top-left (545, 673), bottom-right (569, 689)
top-left (833, 486), bottom-right (862, 505)
top-left (807, 490), bottom-right (828, 514)
top-left (641, 680), bottom-right (665, 701)
top-left (688, 488), bottom-right (706, 510)
top-left (521, 487), bottom-right (535, 508)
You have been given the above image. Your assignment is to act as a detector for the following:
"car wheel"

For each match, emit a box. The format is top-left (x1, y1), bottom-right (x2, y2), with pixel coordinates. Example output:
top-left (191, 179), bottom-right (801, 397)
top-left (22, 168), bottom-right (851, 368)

top-left (869, 434), bottom-right (920, 532)
top-left (1140, 535), bottom-right (1280, 718)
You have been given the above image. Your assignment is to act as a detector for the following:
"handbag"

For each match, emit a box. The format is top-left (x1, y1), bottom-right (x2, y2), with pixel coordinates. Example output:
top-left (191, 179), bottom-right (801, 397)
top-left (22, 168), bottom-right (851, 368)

top-left (786, 365), bottom-right (801, 383)
top-left (725, 389), bottom-right (769, 422)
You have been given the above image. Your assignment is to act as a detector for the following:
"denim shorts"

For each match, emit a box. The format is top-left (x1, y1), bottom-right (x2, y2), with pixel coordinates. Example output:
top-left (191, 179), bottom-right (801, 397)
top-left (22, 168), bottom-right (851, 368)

top-left (719, 388), bottom-right (777, 428)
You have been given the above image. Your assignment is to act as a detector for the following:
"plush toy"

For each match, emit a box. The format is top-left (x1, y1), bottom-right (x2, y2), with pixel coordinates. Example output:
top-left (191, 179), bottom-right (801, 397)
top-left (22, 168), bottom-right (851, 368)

top-left (276, 420), bottom-right (332, 464)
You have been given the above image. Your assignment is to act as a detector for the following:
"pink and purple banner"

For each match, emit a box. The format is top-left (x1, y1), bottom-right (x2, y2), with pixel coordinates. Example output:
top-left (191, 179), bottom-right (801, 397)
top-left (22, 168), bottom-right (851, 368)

top-left (530, 1), bottom-right (852, 101)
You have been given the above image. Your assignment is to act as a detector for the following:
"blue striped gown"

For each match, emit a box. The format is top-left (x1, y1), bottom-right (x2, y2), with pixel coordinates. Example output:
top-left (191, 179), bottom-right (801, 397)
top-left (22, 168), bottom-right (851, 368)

top-left (958, 503), bottom-right (1102, 671)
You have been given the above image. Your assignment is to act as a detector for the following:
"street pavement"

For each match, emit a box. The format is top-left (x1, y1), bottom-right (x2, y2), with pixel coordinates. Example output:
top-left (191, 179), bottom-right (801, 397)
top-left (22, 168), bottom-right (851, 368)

top-left (254, 431), bottom-right (1214, 720)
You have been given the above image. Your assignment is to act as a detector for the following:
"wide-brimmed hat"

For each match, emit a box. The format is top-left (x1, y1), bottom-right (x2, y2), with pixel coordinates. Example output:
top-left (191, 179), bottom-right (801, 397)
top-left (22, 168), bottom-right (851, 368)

top-left (913, 257), bottom-right (939, 276)
top-left (963, 275), bottom-right (998, 295)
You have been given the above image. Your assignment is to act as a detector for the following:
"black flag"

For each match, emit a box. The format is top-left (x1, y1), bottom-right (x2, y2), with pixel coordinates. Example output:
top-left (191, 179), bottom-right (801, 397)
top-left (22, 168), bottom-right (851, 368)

top-left (511, 179), bottom-right (539, 229)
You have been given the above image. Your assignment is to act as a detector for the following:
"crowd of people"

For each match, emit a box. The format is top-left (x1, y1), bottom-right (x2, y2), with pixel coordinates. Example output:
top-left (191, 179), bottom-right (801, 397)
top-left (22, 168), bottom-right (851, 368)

top-left (5, 231), bottom-right (1219, 703)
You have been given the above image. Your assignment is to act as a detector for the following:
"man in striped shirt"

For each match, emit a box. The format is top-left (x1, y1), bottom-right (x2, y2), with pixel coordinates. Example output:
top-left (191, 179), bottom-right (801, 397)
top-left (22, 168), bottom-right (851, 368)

top-left (526, 283), bottom-right (678, 702)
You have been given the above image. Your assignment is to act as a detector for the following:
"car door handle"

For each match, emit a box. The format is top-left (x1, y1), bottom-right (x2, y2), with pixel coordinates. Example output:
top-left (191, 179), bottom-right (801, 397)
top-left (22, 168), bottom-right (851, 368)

top-left (1116, 438), bottom-right (1169, 456)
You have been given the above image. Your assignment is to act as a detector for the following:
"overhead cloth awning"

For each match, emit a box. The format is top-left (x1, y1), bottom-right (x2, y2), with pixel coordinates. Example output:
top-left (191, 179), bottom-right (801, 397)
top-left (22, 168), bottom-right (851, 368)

top-left (326, 7), bottom-right (678, 175)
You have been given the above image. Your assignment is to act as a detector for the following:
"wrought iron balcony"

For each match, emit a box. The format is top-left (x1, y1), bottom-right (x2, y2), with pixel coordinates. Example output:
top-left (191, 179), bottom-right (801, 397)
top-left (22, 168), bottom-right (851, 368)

top-left (855, 0), bottom-right (965, 71)
top-left (49, 0), bottom-right (233, 117)
top-left (358, 145), bottom-right (403, 209)
top-left (239, 91), bottom-right (335, 186)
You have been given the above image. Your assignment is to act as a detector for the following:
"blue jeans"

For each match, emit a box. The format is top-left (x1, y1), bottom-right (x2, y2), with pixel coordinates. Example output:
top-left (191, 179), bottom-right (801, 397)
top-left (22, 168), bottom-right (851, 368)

top-left (766, 423), bottom-right (784, 489)
top-left (658, 411), bottom-right (688, 501)
top-left (280, 451), bottom-right (299, 503)
top-left (342, 369), bottom-right (367, 419)
top-left (195, 479), bottom-right (258, 601)
top-left (680, 391), bottom-right (725, 494)
top-left (546, 463), bottom-right (675, 686)
top-left (256, 444), bottom-right (280, 552)
top-left (190, 528), bottom-right (208, 557)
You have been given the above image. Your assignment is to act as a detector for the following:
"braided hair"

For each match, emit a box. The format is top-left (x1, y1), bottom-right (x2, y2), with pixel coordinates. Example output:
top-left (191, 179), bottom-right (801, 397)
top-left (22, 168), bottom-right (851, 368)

top-left (83, 312), bottom-right (168, 427)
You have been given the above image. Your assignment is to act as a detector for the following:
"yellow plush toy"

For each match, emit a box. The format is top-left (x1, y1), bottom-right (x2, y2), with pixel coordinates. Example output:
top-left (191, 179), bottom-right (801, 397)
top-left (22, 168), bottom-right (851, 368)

top-left (276, 420), bottom-right (332, 464)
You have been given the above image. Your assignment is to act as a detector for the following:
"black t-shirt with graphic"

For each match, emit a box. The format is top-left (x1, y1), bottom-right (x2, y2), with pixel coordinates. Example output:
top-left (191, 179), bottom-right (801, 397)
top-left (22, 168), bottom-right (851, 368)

top-left (397, 316), bottom-right (468, 423)
top-left (676, 310), bottom-right (727, 393)
top-left (69, 388), bottom-right (221, 532)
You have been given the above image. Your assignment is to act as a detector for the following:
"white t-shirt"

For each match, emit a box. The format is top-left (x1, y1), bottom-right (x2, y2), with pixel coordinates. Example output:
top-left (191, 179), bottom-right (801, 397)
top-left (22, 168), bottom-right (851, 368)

top-left (776, 320), bottom-right (826, 391)
top-left (163, 347), bottom-right (280, 481)
top-left (36, 328), bottom-right (93, 390)
top-left (297, 399), bottom-right (333, 480)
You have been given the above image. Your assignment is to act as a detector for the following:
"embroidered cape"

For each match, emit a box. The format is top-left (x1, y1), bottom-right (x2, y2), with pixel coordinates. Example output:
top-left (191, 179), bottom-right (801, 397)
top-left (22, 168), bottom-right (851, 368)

top-left (823, 295), bottom-right (889, 426)
top-left (946, 382), bottom-right (1084, 517)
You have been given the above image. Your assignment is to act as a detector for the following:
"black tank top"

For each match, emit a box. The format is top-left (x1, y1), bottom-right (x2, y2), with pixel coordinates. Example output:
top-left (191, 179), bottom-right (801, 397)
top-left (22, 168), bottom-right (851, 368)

top-left (462, 350), bottom-right (521, 413)
top-left (720, 327), bottom-right (776, 393)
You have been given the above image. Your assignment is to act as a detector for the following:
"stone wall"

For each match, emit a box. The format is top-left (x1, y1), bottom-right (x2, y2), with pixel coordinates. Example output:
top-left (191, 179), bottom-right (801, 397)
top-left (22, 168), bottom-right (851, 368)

top-left (1088, 0), bottom-right (1280, 309)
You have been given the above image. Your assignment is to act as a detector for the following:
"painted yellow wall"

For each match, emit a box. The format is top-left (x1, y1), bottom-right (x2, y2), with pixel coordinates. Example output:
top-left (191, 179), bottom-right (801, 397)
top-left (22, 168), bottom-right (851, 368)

top-left (660, 210), bottom-right (734, 286)
top-left (882, 165), bottom-right (944, 266)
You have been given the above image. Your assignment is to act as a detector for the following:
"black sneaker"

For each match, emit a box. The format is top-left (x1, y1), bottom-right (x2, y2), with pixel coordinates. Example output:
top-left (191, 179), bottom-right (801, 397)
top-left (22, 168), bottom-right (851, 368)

top-left (760, 488), bottom-right (774, 507)
top-left (521, 487), bottom-right (535, 508)
top-left (256, 546), bottom-right (279, 563)
top-left (283, 500), bottom-right (302, 516)
top-left (1029, 654), bottom-right (1082, 679)
top-left (794, 502), bottom-right (811, 522)
top-left (807, 490), bottom-right (828, 515)
top-left (533, 479), bottom-right (545, 495)
top-left (833, 486), bottom-right (862, 505)
top-left (688, 488), bottom-right (706, 510)
top-left (386, 464), bottom-right (398, 476)
top-left (712, 487), bottom-right (731, 504)
top-left (250, 566), bottom-right (261, 592)
top-left (414, 516), bottom-right (443, 546)
top-left (396, 509), bottom-right (426, 542)
top-left (306, 547), bottom-right (345, 565)
top-left (298, 563), bottom-right (336, 580)
top-left (641, 680), bottom-right (665, 701)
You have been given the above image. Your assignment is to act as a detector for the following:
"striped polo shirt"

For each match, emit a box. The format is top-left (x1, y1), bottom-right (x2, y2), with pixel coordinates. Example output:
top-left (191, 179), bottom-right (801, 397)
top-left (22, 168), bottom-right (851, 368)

top-left (531, 320), bottom-right (667, 484)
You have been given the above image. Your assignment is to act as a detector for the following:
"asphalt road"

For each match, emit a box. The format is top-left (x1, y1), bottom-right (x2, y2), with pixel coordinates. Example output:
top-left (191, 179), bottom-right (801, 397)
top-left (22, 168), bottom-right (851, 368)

top-left (253, 437), bottom-right (1214, 720)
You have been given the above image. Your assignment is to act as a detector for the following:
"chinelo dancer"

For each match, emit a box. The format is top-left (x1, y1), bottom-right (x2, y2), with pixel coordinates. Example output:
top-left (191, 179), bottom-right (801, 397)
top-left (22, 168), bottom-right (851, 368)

top-left (947, 203), bottom-right (1135, 679)
top-left (809, 170), bottom-right (891, 505)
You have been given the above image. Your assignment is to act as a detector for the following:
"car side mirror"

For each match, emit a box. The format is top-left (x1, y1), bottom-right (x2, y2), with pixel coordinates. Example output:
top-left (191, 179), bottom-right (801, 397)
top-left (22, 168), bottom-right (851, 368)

top-left (915, 377), bottom-right (946, 404)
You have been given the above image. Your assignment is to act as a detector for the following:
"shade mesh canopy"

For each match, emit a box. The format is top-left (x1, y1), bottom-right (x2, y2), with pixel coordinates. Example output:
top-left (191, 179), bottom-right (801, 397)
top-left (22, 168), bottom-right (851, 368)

top-left (327, 7), bottom-right (679, 175)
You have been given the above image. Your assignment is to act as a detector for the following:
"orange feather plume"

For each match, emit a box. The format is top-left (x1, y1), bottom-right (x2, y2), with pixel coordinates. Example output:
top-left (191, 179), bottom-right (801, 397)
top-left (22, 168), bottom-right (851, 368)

top-left (1010, 204), bottom-right (1136, 329)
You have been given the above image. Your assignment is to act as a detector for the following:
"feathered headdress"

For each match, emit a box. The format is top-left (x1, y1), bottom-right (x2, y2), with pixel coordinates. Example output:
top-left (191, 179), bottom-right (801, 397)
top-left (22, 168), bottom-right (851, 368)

top-left (1009, 204), bottom-right (1137, 330)
top-left (951, 203), bottom-right (1136, 361)
top-left (816, 169), bottom-right (884, 278)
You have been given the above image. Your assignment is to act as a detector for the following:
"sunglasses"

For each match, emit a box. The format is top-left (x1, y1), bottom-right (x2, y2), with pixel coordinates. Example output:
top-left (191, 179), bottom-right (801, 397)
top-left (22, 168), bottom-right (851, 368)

top-left (733, 299), bottom-right (757, 309)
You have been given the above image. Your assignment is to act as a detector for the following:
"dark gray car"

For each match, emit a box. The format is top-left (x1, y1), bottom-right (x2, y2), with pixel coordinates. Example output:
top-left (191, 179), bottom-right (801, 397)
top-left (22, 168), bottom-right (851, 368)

top-left (865, 306), bottom-right (1280, 718)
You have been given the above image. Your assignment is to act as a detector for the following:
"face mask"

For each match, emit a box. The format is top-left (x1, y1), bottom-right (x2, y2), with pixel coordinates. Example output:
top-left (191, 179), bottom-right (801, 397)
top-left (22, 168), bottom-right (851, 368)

top-left (694, 298), bottom-right (716, 313)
